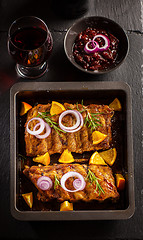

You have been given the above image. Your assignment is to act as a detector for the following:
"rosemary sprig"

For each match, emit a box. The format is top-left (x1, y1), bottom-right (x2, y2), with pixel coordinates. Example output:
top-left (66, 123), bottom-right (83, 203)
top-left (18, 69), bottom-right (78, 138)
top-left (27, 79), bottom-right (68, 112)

top-left (54, 175), bottom-right (61, 189)
top-left (18, 154), bottom-right (27, 160)
top-left (76, 100), bottom-right (85, 113)
top-left (86, 169), bottom-right (105, 196)
top-left (67, 106), bottom-right (73, 110)
top-left (38, 112), bottom-right (66, 136)
top-left (85, 111), bottom-right (102, 132)
top-left (76, 100), bottom-right (102, 132)
top-left (18, 154), bottom-right (27, 165)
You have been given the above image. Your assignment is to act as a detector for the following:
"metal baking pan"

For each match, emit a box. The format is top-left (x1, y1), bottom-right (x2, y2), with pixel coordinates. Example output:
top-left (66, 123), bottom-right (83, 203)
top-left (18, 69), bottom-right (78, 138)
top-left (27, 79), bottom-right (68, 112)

top-left (10, 81), bottom-right (135, 220)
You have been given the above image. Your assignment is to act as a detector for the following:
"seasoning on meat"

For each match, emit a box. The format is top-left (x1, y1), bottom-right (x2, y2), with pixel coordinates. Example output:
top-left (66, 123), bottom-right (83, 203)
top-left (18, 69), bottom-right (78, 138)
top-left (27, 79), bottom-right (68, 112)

top-left (25, 102), bottom-right (113, 156)
top-left (23, 163), bottom-right (119, 202)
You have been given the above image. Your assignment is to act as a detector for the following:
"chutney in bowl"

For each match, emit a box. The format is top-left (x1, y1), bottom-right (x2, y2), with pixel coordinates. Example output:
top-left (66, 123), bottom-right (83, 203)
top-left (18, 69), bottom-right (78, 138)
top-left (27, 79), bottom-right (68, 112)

top-left (64, 16), bottom-right (129, 74)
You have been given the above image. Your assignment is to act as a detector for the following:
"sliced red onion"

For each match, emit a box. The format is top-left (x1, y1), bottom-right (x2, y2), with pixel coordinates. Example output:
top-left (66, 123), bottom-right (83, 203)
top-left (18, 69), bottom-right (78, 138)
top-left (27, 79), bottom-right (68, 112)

top-left (60, 171), bottom-right (86, 192)
top-left (59, 110), bottom-right (80, 130)
top-left (93, 34), bottom-right (110, 51)
top-left (73, 178), bottom-right (86, 191)
top-left (59, 110), bottom-right (83, 133)
top-left (84, 40), bottom-right (99, 54)
top-left (37, 176), bottom-right (53, 191)
top-left (33, 122), bottom-right (51, 139)
top-left (26, 117), bottom-right (45, 136)
top-left (71, 111), bottom-right (84, 132)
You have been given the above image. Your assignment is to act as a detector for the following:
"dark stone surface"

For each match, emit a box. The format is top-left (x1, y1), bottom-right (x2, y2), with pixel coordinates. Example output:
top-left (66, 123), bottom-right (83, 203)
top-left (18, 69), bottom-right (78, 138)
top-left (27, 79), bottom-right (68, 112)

top-left (0, 0), bottom-right (142, 239)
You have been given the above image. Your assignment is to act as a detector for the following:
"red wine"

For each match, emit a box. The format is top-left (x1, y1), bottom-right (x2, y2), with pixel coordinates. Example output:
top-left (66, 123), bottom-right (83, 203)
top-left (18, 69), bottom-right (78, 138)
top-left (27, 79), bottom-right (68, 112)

top-left (8, 27), bottom-right (53, 66)
top-left (11, 27), bottom-right (47, 50)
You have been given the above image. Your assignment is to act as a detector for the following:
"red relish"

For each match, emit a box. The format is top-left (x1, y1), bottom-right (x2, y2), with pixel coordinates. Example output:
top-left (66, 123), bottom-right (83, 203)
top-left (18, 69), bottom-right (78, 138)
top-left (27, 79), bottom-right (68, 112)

top-left (73, 27), bottom-right (119, 71)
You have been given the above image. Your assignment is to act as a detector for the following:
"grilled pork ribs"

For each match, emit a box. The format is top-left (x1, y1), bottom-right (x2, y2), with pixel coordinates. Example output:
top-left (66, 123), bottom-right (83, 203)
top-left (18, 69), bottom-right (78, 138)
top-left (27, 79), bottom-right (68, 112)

top-left (25, 103), bottom-right (113, 156)
top-left (23, 164), bottom-right (119, 202)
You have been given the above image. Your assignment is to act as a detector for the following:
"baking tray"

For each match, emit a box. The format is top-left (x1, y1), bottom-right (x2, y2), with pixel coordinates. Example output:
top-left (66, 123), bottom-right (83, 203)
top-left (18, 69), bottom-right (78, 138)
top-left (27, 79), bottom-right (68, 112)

top-left (10, 81), bottom-right (135, 220)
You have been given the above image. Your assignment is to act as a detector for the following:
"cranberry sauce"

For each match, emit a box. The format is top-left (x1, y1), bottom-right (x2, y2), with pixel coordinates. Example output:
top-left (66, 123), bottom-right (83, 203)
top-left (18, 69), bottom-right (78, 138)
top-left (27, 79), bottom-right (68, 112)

top-left (73, 27), bottom-right (119, 71)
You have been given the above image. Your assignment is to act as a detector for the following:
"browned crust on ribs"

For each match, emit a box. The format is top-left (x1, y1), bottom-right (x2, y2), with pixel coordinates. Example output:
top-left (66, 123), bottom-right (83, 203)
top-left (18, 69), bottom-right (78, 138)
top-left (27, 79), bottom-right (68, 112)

top-left (23, 164), bottom-right (119, 202)
top-left (25, 103), bottom-right (113, 156)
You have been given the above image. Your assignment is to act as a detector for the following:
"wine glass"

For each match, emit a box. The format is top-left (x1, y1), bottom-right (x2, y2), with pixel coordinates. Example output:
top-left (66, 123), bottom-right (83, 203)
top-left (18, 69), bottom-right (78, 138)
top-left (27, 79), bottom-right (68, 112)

top-left (7, 16), bottom-right (53, 79)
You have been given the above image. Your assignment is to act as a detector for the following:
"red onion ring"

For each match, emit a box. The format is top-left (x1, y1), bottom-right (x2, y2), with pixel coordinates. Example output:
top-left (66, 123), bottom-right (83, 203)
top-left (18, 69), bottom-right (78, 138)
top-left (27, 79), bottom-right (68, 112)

top-left (37, 176), bottom-right (53, 191)
top-left (93, 34), bottom-right (110, 51)
top-left (59, 110), bottom-right (80, 130)
top-left (60, 171), bottom-right (86, 192)
top-left (71, 111), bottom-right (84, 132)
top-left (26, 117), bottom-right (45, 136)
top-left (59, 110), bottom-right (83, 133)
top-left (84, 40), bottom-right (99, 54)
top-left (73, 178), bottom-right (86, 191)
top-left (33, 122), bottom-right (51, 139)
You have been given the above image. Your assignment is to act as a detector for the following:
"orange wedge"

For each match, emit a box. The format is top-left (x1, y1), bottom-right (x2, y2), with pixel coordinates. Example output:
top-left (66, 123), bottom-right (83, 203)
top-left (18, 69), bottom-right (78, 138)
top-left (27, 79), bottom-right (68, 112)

top-left (99, 148), bottom-right (117, 166)
top-left (50, 101), bottom-right (66, 116)
top-left (58, 149), bottom-right (74, 163)
top-left (116, 173), bottom-right (125, 191)
top-left (33, 152), bottom-right (50, 166)
top-left (24, 165), bottom-right (29, 169)
top-left (22, 192), bottom-right (33, 208)
top-left (60, 201), bottom-right (73, 211)
top-left (20, 102), bottom-right (32, 116)
top-left (92, 131), bottom-right (107, 145)
top-left (109, 98), bottom-right (122, 111)
top-left (89, 151), bottom-right (107, 165)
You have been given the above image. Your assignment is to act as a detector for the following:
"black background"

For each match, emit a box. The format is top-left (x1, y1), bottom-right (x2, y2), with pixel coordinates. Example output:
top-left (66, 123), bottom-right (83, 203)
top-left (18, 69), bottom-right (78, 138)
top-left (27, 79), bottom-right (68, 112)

top-left (0, 0), bottom-right (142, 239)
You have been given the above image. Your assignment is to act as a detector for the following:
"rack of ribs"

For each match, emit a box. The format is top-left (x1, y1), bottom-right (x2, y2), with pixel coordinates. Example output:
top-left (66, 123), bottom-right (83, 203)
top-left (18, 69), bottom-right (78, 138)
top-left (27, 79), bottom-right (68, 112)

top-left (23, 163), bottom-right (119, 202)
top-left (25, 103), bottom-right (113, 156)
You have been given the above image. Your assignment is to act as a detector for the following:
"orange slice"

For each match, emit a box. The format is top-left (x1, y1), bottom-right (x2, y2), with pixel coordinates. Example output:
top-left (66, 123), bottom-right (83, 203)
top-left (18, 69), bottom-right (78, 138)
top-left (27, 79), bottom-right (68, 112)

top-left (33, 152), bottom-right (50, 166)
top-left (109, 98), bottom-right (122, 111)
top-left (89, 151), bottom-right (107, 165)
top-left (92, 131), bottom-right (107, 145)
top-left (22, 192), bottom-right (33, 208)
top-left (20, 102), bottom-right (32, 116)
top-left (24, 165), bottom-right (29, 169)
top-left (60, 201), bottom-right (73, 211)
top-left (58, 149), bottom-right (74, 163)
top-left (50, 101), bottom-right (66, 116)
top-left (116, 173), bottom-right (125, 191)
top-left (99, 148), bottom-right (117, 166)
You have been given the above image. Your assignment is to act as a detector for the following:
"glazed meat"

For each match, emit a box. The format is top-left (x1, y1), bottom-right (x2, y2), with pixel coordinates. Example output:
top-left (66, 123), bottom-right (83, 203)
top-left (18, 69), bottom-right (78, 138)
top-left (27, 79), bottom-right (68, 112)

top-left (25, 103), bottom-right (113, 156)
top-left (23, 164), bottom-right (119, 202)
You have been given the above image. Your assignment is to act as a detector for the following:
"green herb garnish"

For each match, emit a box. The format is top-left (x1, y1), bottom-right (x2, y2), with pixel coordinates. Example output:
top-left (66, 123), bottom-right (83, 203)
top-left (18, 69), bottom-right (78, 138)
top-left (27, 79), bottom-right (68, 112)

top-left (18, 154), bottom-right (27, 168)
top-left (84, 111), bottom-right (102, 132)
top-left (54, 175), bottom-right (61, 189)
top-left (38, 112), bottom-right (66, 136)
top-left (86, 169), bottom-right (105, 195)
top-left (18, 154), bottom-right (27, 160)
top-left (76, 100), bottom-right (102, 132)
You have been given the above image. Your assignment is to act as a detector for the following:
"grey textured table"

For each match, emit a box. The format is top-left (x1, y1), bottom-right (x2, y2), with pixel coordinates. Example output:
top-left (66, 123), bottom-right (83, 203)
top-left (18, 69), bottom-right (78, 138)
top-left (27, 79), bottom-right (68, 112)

top-left (0, 0), bottom-right (142, 239)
